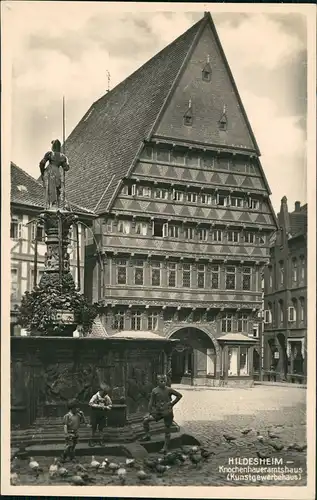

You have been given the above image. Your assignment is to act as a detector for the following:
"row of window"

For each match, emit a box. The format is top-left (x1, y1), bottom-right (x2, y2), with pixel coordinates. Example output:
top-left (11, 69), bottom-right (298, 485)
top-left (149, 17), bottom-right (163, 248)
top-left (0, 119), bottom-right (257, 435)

top-left (264, 297), bottom-right (306, 325)
top-left (267, 257), bottom-right (306, 289)
top-left (10, 219), bottom-right (45, 241)
top-left (107, 220), bottom-right (266, 244)
top-left (122, 185), bottom-right (262, 210)
top-left (112, 310), bottom-right (252, 333)
top-left (115, 260), bottom-right (254, 290)
top-left (10, 219), bottom-right (81, 247)
top-left (140, 146), bottom-right (257, 175)
top-left (201, 346), bottom-right (251, 377)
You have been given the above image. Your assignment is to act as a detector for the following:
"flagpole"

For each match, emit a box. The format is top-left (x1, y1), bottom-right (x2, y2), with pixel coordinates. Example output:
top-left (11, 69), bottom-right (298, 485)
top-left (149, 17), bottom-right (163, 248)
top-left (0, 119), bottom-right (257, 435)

top-left (62, 95), bottom-right (66, 208)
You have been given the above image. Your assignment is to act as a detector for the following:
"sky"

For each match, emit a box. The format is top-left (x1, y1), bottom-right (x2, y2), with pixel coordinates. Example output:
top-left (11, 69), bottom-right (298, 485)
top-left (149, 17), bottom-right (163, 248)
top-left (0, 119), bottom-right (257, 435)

top-left (5, 2), bottom-right (308, 213)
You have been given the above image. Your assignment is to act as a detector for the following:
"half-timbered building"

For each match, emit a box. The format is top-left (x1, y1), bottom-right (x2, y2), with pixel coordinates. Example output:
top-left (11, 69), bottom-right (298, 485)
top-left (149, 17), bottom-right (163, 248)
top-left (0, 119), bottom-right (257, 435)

top-left (65, 12), bottom-right (277, 386)
top-left (10, 162), bottom-right (95, 335)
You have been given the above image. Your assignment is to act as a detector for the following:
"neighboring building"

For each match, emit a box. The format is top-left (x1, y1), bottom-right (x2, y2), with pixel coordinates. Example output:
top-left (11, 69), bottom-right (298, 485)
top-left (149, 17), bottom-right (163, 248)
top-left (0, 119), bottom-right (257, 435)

top-left (263, 197), bottom-right (307, 383)
top-left (65, 12), bottom-right (277, 386)
top-left (10, 162), bottom-right (95, 335)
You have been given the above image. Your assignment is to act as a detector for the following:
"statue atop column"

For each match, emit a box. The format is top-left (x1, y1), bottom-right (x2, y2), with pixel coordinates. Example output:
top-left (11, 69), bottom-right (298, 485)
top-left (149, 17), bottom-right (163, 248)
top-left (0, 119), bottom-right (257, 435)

top-left (39, 139), bottom-right (69, 209)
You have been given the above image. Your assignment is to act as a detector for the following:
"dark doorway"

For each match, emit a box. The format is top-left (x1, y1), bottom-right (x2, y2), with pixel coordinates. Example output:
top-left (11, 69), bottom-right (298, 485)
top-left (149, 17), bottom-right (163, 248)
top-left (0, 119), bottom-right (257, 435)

top-left (171, 347), bottom-right (193, 384)
top-left (253, 348), bottom-right (260, 373)
top-left (277, 333), bottom-right (288, 379)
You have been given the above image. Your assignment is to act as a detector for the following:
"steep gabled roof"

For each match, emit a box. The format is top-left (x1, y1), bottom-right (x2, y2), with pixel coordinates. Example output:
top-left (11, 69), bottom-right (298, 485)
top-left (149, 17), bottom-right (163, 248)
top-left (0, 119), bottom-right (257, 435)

top-left (65, 12), bottom-right (263, 216)
top-left (11, 161), bottom-right (46, 209)
top-left (11, 162), bottom-right (95, 216)
top-left (64, 15), bottom-right (207, 214)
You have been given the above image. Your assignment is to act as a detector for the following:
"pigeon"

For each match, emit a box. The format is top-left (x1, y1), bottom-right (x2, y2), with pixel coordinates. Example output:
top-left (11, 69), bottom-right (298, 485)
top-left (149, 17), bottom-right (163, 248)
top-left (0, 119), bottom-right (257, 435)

top-left (108, 462), bottom-right (120, 473)
top-left (189, 453), bottom-right (202, 467)
top-left (90, 456), bottom-right (100, 469)
top-left (143, 458), bottom-right (158, 471)
top-left (223, 433), bottom-right (237, 443)
top-left (190, 445), bottom-right (199, 453)
top-left (29, 457), bottom-right (43, 476)
top-left (268, 441), bottom-right (284, 451)
top-left (177, 452), bottom-right (188, 463)
top-left (268, 430), bottom-right (280, 439)
top-left (58, 465), bottom-right (69, 478)
top-left (76, 463), bottom-right (88, 473)
top-left (137, 469), bottom-right (149, 481)
top-left (241, 428), bottom-right (253, 435)
top-left (70, 474), bottom-right (85, 485)
top-left (125, 458), bottom-right (135, 468)
top-left (257, 450), bottom-right (271, 459)
top-left (10, 472), bottom-right (19, 485)
top-left (100, 458), bottom-right (109, 469)
top-left (117, 467), bottom-right (127, 484)
top-left (201, 448), bottom-right (215, 460)
top-left (290, 443), bottom-right (307, 452)
top-left (162, 451), bottom-right (179, 466)
top-left (49, 458), bottom-right (59, 479)
top-left (156, 464), bottom-right (171, 474)
top-left (256, 432), bottom-right (265, 443)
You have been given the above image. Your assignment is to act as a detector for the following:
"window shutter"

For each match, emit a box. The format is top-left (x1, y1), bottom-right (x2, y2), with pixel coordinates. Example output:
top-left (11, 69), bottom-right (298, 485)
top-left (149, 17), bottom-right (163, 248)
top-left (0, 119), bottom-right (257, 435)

top-left (163, 222), bottom-right (168, 238)
top-left (152, 221), bottom-right (155, 236)
top-left (288, 306), bottom-right (295, 322)
top-left (18, 222), bottom-right (23, 239)
top-left (172, 188), bottom-right (176, 200)
top-left (216, 193), bottom-right (219, 204)
top-left (132, 184), bottom-right (136, 196)
top-left (264, 310), bottom-right (270, 324)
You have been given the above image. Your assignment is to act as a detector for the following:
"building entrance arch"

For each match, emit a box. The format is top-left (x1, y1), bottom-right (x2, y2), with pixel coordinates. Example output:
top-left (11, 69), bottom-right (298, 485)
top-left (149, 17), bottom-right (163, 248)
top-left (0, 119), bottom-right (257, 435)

top-left (166, 325), bottom-right (221, 384)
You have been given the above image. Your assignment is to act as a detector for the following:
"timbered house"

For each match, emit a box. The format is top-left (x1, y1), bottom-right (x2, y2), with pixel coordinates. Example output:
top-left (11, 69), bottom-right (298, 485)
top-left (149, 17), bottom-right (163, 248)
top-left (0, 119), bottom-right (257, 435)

top-left (10, 162), bottom-right (95, 335)
top-left (65, 12), bottom-right (277, 386)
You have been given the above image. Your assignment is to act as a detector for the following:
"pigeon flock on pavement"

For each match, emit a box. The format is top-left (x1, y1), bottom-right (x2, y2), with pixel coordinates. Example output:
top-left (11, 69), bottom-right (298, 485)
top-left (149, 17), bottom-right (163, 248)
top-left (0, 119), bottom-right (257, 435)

top-left (10, 426), bottom-right (306, 486)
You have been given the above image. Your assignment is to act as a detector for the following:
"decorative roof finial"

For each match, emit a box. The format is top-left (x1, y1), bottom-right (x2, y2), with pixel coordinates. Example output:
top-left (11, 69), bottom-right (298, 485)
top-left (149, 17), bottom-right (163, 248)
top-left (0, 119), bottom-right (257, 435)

top-left (223, 104), bottom-right (226, 114)
top-left (188, 98), bottom-right (192, 108)
top-left (207, 55), bottom-right (210, 63)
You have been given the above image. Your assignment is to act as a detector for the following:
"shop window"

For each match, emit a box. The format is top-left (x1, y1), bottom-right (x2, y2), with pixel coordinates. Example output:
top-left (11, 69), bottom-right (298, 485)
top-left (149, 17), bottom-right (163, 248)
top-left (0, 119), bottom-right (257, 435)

top-left (239, 347), bottom-right (249, 376)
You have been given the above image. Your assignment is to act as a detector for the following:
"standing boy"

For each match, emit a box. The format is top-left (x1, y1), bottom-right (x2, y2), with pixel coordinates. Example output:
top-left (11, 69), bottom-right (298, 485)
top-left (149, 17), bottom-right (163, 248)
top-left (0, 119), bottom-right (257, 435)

top-left (89, 385), bottom-right (113, 440)
top-left (141, 374), bottom-right (183, 453)
top-left (62, 399), bottom-right (86, 462)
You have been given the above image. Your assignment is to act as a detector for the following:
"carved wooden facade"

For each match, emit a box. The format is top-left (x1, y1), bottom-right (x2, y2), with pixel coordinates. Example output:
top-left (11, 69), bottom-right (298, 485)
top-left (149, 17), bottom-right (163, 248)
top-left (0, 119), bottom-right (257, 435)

top-left (66, 14), bottom-right (277, 384)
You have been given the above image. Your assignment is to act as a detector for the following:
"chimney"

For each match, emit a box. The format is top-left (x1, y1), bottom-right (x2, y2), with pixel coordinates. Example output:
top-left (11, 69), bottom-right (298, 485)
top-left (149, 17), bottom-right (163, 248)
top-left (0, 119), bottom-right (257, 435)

top-left (295, 201), bottom-right (301, 212)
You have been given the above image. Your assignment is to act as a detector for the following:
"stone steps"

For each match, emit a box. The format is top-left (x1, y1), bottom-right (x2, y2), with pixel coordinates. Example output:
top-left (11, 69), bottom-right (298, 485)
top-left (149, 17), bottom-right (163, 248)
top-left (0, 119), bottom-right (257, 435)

top-left (11, 431), bottom-right (200, 459)
top-left (11, 419), bottom-right (180, 447)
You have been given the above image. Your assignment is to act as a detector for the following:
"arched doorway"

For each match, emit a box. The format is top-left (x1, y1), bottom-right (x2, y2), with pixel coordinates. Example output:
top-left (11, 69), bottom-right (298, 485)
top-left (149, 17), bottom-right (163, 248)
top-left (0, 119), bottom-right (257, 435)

top-left (168, 327), bottom-right (220, 385)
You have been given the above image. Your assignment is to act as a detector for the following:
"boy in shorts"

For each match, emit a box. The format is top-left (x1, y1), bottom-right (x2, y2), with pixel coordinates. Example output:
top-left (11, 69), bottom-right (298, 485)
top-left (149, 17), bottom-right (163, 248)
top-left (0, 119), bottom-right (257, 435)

top-left (89, 385), bottom-right (113, 440)
top-left (61, 399), bottom-right (86, 462)
top-left (141, 374), bottom-right (183, 453)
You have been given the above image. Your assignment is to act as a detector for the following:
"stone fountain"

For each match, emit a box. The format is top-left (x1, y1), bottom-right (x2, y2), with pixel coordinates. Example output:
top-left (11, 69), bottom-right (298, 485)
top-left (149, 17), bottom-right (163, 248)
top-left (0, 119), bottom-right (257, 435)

top-left (12, 140), bottom-right (200, 458)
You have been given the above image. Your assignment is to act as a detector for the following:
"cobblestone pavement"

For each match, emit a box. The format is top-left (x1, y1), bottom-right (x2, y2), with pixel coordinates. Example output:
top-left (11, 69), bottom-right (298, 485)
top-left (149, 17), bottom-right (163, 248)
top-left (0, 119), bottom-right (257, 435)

top-left (13, 385), bottom-right (307, 487)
